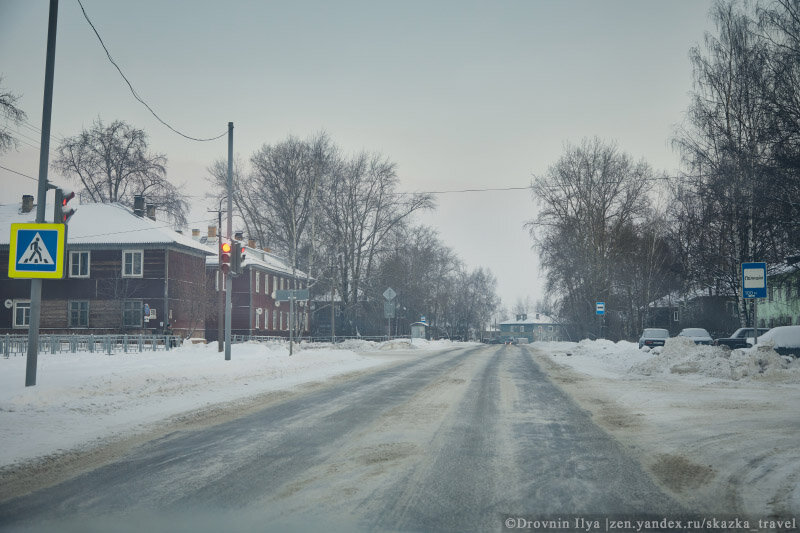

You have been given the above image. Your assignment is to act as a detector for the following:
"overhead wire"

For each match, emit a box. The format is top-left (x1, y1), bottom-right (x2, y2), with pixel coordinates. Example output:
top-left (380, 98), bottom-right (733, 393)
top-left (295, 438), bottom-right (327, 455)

top-left (76, 0), bottom-right (227, 143)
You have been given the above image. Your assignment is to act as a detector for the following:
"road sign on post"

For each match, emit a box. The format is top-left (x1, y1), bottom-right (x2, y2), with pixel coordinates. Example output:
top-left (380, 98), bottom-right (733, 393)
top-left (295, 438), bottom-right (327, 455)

top-left (8, 223), bottom-right (66, 279)
top-left (742, 262), bottom-right (767, 299)
top-left (596, 302), bottom-right (605, 315)
top-left (275, 289), bottom-right (310, 301)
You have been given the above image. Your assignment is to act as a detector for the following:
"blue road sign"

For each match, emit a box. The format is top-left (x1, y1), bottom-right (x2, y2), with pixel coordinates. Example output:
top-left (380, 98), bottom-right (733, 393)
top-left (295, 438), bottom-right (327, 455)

top-left (8, 223), bottom-right (66, 279)
top-left (596, 302), bottom-right (605, 315)
top-left (742, 262), bottom-right (767, 299)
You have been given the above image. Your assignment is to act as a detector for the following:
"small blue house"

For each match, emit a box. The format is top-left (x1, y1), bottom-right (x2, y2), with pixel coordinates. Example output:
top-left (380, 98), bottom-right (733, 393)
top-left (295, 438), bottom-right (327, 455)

top-left (499, 313), bottom-right (563, 343)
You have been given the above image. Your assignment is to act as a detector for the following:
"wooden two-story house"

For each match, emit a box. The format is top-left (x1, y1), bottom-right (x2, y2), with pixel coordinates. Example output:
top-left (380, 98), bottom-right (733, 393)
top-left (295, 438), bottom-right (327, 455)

top-left (0, 196), bottom-right (214, 338)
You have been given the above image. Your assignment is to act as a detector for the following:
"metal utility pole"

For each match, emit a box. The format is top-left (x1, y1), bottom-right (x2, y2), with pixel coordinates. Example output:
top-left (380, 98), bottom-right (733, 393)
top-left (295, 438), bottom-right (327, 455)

top-left (225, 122), bottom-right (233, 361)
top-left (26, 0), bottom-right (59, 387)
top-left (208, 199), bottom-right (226, 352)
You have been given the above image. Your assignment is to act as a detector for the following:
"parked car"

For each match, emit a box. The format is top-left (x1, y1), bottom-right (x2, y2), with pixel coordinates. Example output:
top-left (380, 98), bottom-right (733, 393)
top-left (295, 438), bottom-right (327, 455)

top-left (678, 328), bottom-right (713, 345)
top-left (714, 328), bottom-right (769, 349)
top-left (638, 328), bottom-right (670, 349)
top-left (755, 325), bottom-right (800, 357)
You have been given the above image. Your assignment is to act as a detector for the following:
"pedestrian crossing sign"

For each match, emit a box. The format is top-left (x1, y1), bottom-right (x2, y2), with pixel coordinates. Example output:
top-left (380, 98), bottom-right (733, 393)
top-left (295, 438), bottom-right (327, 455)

top-left (8, 223), bottom-right (66, 279)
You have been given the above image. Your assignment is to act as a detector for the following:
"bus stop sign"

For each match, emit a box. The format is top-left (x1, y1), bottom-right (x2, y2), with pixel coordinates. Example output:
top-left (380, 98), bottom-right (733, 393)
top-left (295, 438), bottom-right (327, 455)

top-left (742, 262), bottom-right (767, 299)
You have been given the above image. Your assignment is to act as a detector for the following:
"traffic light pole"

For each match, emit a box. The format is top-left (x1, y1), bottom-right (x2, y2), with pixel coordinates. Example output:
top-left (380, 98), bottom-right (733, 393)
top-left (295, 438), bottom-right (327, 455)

top-left (26, 0), bottom-right (59, 387)
top-left (225, 122), bottom-right (233, 361)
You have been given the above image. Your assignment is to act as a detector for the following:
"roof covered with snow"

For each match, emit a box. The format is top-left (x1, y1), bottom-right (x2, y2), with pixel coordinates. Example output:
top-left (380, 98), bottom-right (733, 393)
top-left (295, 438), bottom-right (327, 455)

top-left (0, 201), bottom-right (214, 254)
top-left (206, 243), bottom-right (307, 278)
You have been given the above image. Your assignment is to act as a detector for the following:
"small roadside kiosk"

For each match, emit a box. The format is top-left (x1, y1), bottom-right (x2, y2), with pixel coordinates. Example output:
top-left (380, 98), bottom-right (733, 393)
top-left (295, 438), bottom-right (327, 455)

top-left (410, 321), bottom-right (428, 340)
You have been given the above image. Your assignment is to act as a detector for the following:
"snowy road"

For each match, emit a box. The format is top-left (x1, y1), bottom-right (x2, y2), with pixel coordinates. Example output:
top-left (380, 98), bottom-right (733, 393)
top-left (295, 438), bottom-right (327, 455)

top-left (0, 343), bottom-right (685, 532)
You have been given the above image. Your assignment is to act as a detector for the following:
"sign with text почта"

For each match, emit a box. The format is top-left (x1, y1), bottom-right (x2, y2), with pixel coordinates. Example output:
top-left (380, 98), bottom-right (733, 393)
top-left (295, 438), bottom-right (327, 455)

top-left (8, 223), bottom-right (66, 279)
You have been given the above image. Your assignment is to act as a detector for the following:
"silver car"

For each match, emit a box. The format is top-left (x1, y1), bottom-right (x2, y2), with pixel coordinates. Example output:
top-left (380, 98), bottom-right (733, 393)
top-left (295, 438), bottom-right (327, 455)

top-left (678, 327), bottom-right (713, 345)
top-left (638, 328), bottom-right (670, 349)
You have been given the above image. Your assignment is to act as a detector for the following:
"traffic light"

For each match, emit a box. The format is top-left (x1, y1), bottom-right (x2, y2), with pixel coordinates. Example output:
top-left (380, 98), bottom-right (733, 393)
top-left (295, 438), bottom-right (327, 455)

top-left (220, 241), bottom-right (232, 275)
top-left (54, 188), bottom-right (76, 224)
top-left (231, 242), bottom-right (245, 275)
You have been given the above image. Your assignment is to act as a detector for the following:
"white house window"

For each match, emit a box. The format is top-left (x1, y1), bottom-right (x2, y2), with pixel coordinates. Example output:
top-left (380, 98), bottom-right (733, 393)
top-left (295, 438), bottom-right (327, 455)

top-left (255, 272), bottom-right (260, 293)
top-left (122, 250), bottom-right (143, 278)
top-left (69, 251), bottom-right (90, 278)
top-left (673, 310), bottom-right (679, 322)
top-left (13, 300), bottom-right (30, 328)
top-left (123, 300), bottom-right (143, 327)
top-left (255, 309), bottom-right (260, 330)
top-left (272, 310), bottom-right (277, 330)
top-left (69, 301), bottom-right (89, 327)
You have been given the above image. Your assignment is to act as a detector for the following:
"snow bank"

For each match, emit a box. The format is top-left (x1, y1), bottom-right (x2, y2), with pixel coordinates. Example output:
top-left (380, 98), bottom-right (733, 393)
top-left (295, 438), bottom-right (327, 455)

top-left (537, 339), bottom-right (648, 378)
top-left (0, 341), bottom-right (404, 467)
top-left (539, 337), bottom-right (800, 383)
top-left (630, 336), bottom-right (800, 382)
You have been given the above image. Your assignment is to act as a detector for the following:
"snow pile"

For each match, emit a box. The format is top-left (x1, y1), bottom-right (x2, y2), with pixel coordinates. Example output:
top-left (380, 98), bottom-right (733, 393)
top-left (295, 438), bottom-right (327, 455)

top-left (0, 341), bottom-right (404, 467)
top-left (537, 339), bottom-right (650, 378)
top-left (629, 336), bottom-right (800, 382)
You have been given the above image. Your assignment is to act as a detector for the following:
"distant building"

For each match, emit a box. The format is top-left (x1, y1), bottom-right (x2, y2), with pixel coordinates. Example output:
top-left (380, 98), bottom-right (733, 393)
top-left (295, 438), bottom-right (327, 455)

top-left (498, 313), bottom-right (563, 343)
top-left (647, 288), bottom-right (739, 338)
top-left (203, 230), bottom-right (310, 340)
top-left (759, 256), bottom-right (800, 328)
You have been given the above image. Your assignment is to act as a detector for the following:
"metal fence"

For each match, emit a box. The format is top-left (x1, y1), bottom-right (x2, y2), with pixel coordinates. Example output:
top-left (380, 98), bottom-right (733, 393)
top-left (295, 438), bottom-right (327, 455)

top-left (2, 333), bottom-right (411, 357)
top-left (2, 334), bottom-right (182, 357)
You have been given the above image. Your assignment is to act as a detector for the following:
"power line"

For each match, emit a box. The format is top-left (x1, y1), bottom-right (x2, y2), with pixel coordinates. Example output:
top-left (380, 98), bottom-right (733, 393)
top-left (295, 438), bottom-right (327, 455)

top-left (76, 0), bottom-right (227, 143)
top-left (407, 186), bottom-right (532, 195)
top-left (0, 164), bottom-right (38, 182)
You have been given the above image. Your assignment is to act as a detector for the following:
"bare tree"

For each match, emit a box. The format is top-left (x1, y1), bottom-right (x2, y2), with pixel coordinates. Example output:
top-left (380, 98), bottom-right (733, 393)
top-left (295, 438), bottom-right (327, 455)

top-left (53, 118), bottom-right (188, 226)
top-left (673, 0), bottom-right (783, 326)
top-left (319, 150), bottom-right (434, 332)
top-left (512, 296), bottom-right (532, 317)
top-left (525, 138), bottom-right (654, 339)
top-left (0, 76), bottom-right (27, 154)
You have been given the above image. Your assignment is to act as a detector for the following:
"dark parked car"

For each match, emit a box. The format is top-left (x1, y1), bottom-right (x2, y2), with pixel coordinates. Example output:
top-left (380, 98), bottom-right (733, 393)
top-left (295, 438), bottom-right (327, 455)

top-left (714, 328), bottom-right (769, 349)
top-left (638, 328), bottom-right (670, 349)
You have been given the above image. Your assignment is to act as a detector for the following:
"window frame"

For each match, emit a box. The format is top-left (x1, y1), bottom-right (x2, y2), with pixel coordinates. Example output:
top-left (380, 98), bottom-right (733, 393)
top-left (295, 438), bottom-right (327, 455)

top-left (68, 300), bottom-right (90, 328)
top-left (122, 250), bottom-right (144, 278)
top-left (69, 250), bottom-right (91, 278)
top-left (122, 300), bottom-right (143, 328)
top-left (13, 300), bottom-right (31, 329)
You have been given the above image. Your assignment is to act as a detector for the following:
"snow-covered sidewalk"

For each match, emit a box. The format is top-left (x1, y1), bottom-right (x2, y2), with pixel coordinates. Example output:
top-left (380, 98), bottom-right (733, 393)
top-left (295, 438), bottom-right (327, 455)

top-left (532, 337), bottom-right (800, 519)
top-left (0, 338), bottom-right (456, 470)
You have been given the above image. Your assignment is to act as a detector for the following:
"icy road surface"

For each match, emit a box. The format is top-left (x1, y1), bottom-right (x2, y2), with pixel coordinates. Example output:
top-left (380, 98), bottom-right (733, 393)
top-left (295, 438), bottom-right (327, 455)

top-left (0, 344), bottom-right (683, 532)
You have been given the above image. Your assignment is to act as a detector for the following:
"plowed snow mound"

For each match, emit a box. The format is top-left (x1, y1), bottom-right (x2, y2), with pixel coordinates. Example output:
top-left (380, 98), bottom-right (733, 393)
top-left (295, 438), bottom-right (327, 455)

top-left (630, 336), bottom-right (800, 382)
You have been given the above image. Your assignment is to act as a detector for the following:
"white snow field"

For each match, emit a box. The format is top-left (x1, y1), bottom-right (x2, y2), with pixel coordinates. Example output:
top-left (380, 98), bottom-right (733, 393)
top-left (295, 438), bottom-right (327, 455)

top-left (0, 338), bottom-right (457, 471)
top-left (533, 337), bottom-right (800, 519)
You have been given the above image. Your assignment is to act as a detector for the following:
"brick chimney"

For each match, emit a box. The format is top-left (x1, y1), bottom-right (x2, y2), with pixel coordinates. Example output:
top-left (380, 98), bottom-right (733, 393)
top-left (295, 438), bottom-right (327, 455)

top-left (146, 204), bottom-right (156, 220)
top-left (133, 195), bottom-right (145, 217)
top-left (248, 239), bottom-right (256, 248)
top-left (192, 228), bottom-right (201, 240)
top-left (208, 226), bottom-right (217, 238)
top-left (21, 195), bottom-right (34, 213)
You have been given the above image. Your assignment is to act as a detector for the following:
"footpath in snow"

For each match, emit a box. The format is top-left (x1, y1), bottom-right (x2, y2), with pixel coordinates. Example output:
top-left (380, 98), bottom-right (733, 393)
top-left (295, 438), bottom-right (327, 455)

top-left (533, 337), bottom-right (800, 520)
top-left (0, 338), bottom-right (455, 471)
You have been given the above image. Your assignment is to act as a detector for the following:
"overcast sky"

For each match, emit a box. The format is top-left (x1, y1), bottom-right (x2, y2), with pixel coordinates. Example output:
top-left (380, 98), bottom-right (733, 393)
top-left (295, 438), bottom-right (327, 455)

top-left (0, 0), bottom-right (715, 313)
